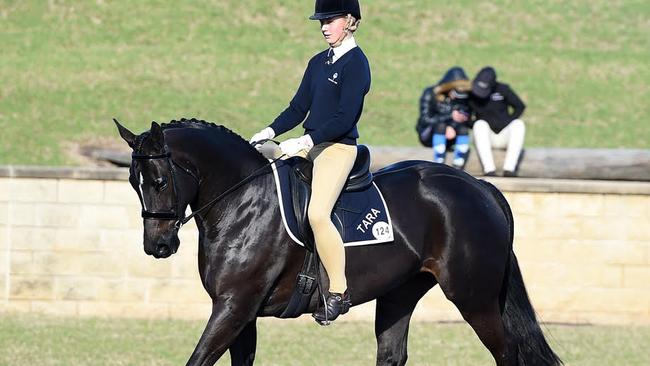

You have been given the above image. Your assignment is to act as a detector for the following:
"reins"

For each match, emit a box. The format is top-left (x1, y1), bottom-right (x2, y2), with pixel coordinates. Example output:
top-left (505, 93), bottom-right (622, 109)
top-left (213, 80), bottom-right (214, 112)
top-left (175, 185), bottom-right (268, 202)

top-left (178, 149), bottom-right (284, 228)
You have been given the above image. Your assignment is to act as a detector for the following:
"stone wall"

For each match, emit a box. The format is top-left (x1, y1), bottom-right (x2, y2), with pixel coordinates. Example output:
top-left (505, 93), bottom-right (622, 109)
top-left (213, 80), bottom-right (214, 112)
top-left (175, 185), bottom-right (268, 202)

top-left (1, 167), bottom-right (648, 324)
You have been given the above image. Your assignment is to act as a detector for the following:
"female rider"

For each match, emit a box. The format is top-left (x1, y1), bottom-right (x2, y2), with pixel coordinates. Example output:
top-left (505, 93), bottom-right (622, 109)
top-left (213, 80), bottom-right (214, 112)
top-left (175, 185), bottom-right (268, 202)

top-left (250, 0), bottom-right (370, 324)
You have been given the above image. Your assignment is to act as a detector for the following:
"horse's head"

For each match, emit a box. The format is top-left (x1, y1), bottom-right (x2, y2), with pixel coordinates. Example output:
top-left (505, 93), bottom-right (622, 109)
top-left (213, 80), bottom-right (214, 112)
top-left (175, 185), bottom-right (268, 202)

top-left (114, 119), bottom-right (198, 258)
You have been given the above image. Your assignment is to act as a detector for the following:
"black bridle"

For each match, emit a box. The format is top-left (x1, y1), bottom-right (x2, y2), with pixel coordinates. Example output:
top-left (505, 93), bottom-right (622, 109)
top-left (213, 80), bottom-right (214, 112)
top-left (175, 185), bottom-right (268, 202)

top-left (132, 141), bottom-right (283, 230)
top-left (131, 150), bottom-right (195, 226)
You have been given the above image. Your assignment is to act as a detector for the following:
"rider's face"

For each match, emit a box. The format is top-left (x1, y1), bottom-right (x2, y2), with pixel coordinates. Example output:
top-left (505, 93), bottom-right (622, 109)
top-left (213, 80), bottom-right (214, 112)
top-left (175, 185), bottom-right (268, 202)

top-left (320, 16), bottom-right (348, 46)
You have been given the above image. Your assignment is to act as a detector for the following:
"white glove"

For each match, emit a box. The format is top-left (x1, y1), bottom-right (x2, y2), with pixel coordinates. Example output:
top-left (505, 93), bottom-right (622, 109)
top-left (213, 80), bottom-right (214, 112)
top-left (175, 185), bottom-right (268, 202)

top-left (249, 127), bottom-right (275, 145)
top-left (279, 135), bottom-right (314, 156)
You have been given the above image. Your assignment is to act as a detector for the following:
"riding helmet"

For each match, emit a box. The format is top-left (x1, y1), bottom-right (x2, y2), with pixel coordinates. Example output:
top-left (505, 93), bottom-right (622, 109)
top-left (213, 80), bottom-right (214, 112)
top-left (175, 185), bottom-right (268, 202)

top-left (309, 0), bottom-right (362, 20)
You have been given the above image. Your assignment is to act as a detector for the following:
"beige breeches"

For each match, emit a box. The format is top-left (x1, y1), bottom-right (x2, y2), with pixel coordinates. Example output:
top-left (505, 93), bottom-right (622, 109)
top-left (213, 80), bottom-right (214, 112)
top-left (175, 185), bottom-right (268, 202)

top-left (295, 142), bottom-right (357, 293)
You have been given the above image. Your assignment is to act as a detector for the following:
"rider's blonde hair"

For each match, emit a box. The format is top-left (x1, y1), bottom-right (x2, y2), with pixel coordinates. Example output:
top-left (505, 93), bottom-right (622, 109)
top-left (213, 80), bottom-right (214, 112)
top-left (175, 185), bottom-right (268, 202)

top-left (346, 14), bottom-right (360, 33)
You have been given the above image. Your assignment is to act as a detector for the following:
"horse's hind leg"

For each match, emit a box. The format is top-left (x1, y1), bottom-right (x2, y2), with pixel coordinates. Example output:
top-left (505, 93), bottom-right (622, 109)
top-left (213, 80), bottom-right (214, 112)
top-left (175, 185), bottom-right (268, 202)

top-left (228, 319), bottom-right (257, 366)
top-left (438, 264), bottom-right (515, 365)
top-left (375, 273), bottom-right (436, 366)
top-left (432, 240), bottom-right (514, 364)
top-left (456, 301), bottom-right (515, 366)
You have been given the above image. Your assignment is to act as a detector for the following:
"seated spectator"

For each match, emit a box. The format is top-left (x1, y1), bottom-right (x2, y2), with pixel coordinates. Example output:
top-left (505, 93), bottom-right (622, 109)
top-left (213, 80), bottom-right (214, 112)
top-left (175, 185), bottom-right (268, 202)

top-left (469, 66), bottom-right (526, 177)
top-left (416, 66), bottom-right (472, 168)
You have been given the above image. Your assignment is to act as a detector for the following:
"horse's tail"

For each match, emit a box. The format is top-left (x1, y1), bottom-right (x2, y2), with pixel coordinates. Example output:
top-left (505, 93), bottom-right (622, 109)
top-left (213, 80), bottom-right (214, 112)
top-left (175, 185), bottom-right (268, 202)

top-left (479, 180), bottom-right (563, 365)
top-left (502, 252), bottom-right (563, 365)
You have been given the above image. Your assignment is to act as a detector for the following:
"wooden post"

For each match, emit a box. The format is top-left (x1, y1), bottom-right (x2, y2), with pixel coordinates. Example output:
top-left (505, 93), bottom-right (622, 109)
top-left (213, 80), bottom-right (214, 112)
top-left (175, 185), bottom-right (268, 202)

top-left (368, 147), bottom-right (650, 181)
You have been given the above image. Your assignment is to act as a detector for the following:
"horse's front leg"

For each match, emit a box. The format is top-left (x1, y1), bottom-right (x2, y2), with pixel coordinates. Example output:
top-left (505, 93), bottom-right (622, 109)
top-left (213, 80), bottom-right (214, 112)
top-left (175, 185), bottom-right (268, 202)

top-left (186, 301), bottom-right (257, 366)
top-left (228, 319), bottom-right (257, 366)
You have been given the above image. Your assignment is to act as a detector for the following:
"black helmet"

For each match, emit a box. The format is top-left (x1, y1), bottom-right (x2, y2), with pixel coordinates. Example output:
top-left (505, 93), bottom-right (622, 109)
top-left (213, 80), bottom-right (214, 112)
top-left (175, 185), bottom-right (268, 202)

top-left (309, 0), bottom-right (362, 21)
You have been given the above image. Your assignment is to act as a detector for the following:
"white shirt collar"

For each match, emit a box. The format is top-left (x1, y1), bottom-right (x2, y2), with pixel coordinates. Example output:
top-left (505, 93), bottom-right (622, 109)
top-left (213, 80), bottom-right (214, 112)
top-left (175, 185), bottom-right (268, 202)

top-left (329, 36), bottom-right (357, 63)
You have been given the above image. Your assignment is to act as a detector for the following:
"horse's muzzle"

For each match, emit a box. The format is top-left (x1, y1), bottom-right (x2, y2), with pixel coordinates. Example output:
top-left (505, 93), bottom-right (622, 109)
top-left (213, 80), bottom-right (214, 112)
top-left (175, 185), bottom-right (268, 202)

top-left (154, 244), bottom-right (173, 258)
top-left (144, 240), bottom-right (178, 259)
top-left (143, 226), bottom-right (180, 258)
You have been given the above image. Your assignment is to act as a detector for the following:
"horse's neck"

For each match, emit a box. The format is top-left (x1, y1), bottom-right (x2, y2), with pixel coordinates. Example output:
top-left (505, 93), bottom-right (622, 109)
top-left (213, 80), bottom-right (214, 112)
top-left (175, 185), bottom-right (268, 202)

top-left (166, 129), bottom-right (296, 301)
top-left (192, 154), bottom-right (280, 269)
top-left (167, 127), bottom-right (267, 181)
top-left (167, 126), bottom-right (273, 223)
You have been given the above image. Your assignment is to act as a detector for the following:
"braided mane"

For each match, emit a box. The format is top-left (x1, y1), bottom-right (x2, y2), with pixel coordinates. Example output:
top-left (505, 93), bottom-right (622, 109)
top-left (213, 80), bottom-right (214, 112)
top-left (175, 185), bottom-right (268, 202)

top-left (151, 117), bottom-right (262, 157)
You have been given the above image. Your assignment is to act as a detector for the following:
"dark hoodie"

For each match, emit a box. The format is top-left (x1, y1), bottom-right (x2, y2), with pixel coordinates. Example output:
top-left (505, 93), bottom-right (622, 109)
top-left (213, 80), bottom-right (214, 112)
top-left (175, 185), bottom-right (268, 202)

top-left (416, 67), bottom-right (471, 145)
top-left (469, 67), bottom-right (526, 133)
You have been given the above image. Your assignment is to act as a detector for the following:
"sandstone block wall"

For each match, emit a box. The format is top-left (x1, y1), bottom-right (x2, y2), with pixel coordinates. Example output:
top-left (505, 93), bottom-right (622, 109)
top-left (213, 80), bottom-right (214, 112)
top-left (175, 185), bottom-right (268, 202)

top-left (0, 176), bottom-right (211, 319)
top-left (1, 170), bottom-right (648, 324)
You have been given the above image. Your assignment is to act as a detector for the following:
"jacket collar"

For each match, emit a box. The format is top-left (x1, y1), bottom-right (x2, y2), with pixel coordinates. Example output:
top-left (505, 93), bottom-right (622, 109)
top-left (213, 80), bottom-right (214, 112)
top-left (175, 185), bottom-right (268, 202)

top-left (328, 36), bottom-right (357, 64)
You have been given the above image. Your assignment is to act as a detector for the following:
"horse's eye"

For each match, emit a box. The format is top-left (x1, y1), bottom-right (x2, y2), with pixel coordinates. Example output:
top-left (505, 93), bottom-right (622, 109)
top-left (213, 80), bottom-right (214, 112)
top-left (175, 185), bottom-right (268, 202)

top-left (154, 177), bottom-right (168, 191)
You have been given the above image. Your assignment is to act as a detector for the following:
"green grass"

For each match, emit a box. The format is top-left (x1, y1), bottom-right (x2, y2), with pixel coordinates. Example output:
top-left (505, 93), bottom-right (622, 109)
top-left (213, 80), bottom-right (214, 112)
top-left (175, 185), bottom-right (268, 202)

top-left (1, 314), bottom-right (649, 365)
top-left (1, 1), bottom-right (648, 165)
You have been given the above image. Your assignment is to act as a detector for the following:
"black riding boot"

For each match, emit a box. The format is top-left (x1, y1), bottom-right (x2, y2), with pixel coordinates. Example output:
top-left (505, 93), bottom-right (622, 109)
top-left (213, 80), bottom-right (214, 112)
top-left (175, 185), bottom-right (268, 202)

top-left (312, 291), bottom-right (351, 326)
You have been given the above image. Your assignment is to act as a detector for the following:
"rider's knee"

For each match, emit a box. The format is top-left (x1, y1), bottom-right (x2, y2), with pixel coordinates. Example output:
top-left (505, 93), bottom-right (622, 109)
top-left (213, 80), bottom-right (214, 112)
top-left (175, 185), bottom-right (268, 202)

top-left (307, 205), bottom-right (329, 228)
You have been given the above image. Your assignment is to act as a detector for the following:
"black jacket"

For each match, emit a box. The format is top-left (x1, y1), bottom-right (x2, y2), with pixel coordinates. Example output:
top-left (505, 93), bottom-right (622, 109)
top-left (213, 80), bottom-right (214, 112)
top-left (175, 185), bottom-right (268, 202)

top-left (417, 87), bottom-right (470, 129)
top-left (469, 83), bottom-right (525, 133)
top-left (417, 86), bottom-right (452, 128)
top-left (416, 86), bottom-right (470, 147)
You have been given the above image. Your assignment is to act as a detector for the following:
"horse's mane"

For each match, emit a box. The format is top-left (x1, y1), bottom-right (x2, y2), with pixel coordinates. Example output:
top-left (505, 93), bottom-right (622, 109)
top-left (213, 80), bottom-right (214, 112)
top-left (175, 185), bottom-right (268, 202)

top-left (136, 117), bottom-right (263, 158)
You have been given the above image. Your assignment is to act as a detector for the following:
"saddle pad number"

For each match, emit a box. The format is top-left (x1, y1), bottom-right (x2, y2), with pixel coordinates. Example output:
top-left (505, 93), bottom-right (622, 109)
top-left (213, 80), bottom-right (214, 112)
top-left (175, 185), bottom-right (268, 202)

top-left (372, 221), bottom-right (391, 240)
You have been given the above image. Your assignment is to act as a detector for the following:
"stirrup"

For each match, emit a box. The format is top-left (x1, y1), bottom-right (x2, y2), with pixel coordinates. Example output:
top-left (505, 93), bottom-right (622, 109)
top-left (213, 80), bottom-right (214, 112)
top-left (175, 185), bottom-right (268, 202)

top-left (312, 291), bottom-right (351, 326)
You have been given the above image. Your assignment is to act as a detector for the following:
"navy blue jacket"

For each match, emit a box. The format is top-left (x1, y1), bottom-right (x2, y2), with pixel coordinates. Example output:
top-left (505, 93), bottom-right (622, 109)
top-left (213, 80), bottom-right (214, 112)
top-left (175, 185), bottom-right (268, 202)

top-left (269, 47), bottom-right (371, 145)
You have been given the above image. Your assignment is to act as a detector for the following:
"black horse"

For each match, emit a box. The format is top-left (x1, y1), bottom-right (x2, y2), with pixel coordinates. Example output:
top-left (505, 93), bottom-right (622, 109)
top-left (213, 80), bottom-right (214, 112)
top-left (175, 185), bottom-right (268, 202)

top-left (114, 118), bottom-right (561, 366)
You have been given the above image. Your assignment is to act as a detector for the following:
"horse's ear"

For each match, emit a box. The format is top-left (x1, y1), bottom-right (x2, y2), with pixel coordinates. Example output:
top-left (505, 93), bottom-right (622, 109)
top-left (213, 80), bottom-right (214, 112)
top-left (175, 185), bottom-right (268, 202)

top-left (114, 118), bottom-right (136, 148)
top-left (150, 121), bottom-right (165, 148)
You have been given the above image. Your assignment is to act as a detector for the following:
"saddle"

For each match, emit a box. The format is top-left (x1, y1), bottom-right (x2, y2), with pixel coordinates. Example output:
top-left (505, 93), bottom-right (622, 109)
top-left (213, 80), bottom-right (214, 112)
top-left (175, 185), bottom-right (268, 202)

top-left (287, 145), bottom-right (373, 251)
top-left (278, 145), bottom-right (394, 318)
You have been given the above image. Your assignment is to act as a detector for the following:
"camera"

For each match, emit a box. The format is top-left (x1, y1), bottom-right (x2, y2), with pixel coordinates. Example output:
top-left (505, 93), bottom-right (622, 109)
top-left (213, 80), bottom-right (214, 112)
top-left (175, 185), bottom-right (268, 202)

top-left (449, 89), bottom-right (470, 117)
